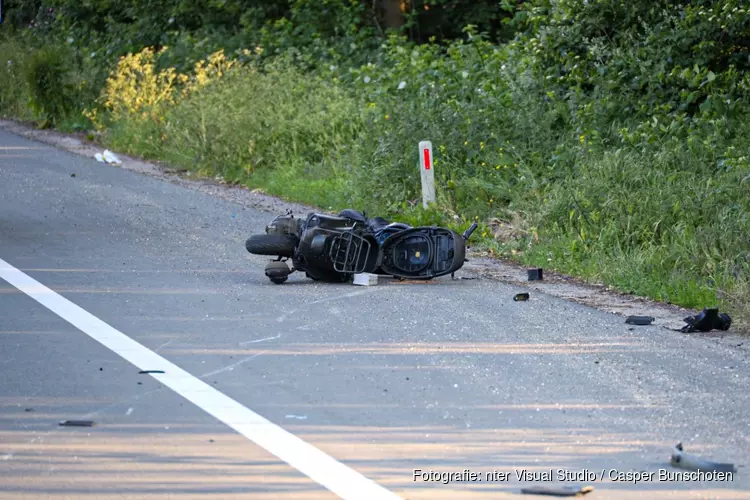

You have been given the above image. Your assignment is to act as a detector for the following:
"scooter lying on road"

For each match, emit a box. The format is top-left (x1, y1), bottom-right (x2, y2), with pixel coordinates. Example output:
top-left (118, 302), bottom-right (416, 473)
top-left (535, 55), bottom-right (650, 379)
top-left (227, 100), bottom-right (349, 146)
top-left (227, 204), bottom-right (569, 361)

top-left (245, 209), bottom-right (478, 284)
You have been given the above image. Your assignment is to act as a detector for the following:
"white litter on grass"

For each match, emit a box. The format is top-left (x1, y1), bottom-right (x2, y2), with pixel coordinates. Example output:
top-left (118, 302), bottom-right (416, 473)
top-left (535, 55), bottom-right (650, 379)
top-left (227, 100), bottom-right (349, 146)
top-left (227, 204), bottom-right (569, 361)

top-left (95, 150), bottom-right (122, 165)
top-left (285, 415), bottom-right (308, 420)
top-left (103, 150), bottom-right (122, 165)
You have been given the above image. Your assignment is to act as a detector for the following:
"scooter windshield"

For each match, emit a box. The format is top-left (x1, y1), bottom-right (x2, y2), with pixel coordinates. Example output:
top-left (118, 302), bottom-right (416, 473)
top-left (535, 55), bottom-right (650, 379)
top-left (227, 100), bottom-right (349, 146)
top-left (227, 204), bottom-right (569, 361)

top-left (393, 235), bottom-right (431, 273)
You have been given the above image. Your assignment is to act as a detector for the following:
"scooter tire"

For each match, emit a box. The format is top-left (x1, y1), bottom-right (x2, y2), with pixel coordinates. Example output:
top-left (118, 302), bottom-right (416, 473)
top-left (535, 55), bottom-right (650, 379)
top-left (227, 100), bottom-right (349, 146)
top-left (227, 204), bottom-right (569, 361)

top-left (245, 234), bottom-right (297, 257)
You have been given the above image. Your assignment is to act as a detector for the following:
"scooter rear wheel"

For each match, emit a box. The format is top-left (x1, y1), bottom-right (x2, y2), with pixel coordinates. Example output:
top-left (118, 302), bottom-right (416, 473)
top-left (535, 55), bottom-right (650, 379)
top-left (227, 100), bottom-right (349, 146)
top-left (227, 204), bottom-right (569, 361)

top-left (245, 234), bottom-right (297, 257)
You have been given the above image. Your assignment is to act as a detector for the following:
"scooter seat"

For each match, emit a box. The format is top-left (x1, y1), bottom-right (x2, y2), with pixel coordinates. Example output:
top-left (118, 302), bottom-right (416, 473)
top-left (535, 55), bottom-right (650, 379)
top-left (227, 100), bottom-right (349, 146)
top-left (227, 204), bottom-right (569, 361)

top-left (338, 209), bottom-right (367, 223)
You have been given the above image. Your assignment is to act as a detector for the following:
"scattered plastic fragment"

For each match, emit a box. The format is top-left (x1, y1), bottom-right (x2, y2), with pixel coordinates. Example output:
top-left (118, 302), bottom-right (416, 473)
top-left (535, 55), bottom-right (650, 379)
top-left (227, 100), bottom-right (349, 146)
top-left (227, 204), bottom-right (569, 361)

top-left (139, 370), bottom-right (165, 374)
top-left (285, 415), bottom-right (308, 420)
top-left (59, 420), bottom-right (95, 427)
top-left (94, 150), bottom-right (122, 165)
top-left (527, 268), bottom-right (544, 281)
top-left (679, 308), bottom-right (731, 333)
top-left (626, 315), bottom-right (655, 326)
top-left (353, 273), bottom-right (378, 286)
top-left (513, 293), bottom-right (530, 302)
top-left (102, 150), bottom-right (122, 165)
top-left (520, 485), bottom-right (594, 496)
top-left (70, 173), bottom-right (76, 178)
top-left (670, 442), bottom-right (737, 473)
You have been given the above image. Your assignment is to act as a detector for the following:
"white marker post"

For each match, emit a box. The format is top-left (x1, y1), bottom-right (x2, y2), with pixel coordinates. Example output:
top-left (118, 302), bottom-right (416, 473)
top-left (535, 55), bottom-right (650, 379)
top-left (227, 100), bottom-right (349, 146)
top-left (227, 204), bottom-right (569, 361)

top-left (419, 140), bottom-right (435, 208)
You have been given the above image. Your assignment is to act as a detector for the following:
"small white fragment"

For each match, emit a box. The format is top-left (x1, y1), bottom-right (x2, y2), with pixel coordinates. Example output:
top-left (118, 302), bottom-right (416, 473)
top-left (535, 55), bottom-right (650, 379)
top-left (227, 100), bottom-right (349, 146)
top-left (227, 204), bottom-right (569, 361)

top-left (353, 273), bottom-right (378, 286)
top-left (285, 415), bottom-right (308, 420)
top-left (126, 407), bottom-right (133, 416)
top-left (102, 150), bottom-right (122, 165)
top-left (94, 153), bottom-right (105, 163)
top-left (397, 81), bottom-right (406, 90)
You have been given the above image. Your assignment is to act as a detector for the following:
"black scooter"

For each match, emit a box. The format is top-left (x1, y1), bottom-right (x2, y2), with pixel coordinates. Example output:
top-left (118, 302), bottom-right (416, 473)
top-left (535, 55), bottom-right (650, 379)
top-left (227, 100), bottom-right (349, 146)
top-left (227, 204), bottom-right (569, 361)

top-left (245, 209), bottom-right (477, 284)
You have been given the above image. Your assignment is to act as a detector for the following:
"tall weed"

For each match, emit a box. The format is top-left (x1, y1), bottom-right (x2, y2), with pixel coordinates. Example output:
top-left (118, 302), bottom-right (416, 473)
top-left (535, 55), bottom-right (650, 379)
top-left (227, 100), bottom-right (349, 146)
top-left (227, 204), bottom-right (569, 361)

top-left (0, 38), bottom-right (33, 120)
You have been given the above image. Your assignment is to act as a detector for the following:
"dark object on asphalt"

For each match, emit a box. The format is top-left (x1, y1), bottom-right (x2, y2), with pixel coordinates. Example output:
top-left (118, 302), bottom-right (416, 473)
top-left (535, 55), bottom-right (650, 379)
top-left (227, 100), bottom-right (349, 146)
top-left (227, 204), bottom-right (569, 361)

top-left (139, 370), bottom-right (165, 374)
top-left (670, 442), bottom-right (737, 473)
top-left (527, 268), bottom-right (543, 281)
top-left (70, 173), bottom-right (76, 178)
top-left (679, 308), bottom-right (731, 333)
top-left (626, 315), bottom-right (655, 325)
top-left (59, 420), bottom-right (95, 427)
top-left (264, 260), bottom-right (293, 284)
top-left (24, 408), bottom-right (34, 412)
top-left (245, 209), bottom-right (478, 285)
top-left (520, 485), bottom-right (594, 496)
top-left (513, 292), bottom-right (530, 302)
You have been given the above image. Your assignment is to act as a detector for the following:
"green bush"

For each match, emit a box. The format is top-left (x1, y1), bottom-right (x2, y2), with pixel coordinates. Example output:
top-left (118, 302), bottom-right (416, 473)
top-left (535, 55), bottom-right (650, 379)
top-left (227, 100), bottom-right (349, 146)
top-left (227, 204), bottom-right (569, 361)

top-left (24, 47), bottom-right (74, 127)
top-left (0, 37), bottom-right (34, 120)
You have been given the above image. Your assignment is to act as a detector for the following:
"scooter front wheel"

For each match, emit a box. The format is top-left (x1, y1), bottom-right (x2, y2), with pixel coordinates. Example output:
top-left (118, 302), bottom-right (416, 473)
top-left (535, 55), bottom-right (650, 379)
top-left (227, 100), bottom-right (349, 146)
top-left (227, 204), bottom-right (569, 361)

top-left (245, 234), bottom-right (297, 258)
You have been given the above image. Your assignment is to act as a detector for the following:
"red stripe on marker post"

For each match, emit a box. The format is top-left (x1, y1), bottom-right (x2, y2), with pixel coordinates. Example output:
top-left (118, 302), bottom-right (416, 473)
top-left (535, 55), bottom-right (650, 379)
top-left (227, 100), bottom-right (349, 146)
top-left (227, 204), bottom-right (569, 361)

top-left (418, 140), bottom-right (435, 208)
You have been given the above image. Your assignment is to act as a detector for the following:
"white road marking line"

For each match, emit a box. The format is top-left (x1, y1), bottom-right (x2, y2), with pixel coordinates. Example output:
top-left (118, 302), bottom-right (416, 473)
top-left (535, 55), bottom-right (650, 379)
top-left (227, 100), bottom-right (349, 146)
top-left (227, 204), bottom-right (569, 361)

top-left (0, 257), bottom-right (401, 500)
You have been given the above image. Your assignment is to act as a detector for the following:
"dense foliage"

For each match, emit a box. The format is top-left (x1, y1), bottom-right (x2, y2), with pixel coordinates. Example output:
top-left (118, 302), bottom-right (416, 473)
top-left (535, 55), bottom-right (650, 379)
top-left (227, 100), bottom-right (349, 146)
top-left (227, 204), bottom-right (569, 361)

top-left (2, 0), bottom-right (749, 322)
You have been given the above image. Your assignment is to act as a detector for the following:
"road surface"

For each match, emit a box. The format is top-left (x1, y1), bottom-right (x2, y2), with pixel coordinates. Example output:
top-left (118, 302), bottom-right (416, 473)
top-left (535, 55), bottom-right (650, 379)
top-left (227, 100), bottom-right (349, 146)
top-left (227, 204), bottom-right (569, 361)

top-left (0, 128), bottom-right (748, 499)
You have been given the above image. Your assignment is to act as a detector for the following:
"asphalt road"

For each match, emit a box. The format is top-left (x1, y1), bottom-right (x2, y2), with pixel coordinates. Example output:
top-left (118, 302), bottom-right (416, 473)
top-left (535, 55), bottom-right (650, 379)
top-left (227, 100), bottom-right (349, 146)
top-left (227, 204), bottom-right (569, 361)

top-left (1, 128), bottom-right (749, 499)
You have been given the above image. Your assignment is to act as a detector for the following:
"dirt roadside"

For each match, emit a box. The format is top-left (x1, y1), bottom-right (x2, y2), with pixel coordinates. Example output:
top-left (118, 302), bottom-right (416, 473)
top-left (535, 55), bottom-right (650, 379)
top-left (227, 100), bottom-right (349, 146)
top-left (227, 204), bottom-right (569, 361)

top-left (2, 118), bottom-right (747, 346)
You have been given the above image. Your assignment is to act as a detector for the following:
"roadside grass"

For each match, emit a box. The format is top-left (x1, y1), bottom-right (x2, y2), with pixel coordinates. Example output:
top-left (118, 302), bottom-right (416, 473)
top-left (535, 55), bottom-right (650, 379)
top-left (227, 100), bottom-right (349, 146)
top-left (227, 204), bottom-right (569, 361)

top-left (0, 38), bottom-right (34, 121)
top-left (0, 33), bottom-right (102, 131)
